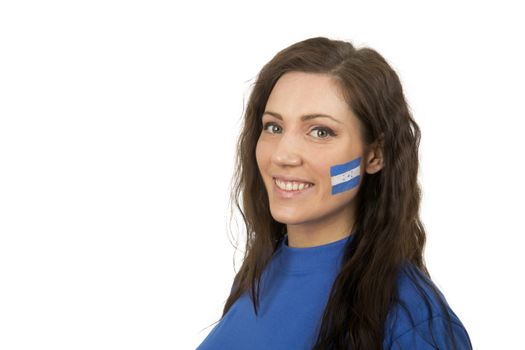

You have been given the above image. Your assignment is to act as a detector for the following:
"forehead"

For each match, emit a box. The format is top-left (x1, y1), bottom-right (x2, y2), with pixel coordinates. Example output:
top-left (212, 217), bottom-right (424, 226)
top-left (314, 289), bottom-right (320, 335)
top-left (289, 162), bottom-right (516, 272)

top-left (265, 71), bottom-right (351, 121)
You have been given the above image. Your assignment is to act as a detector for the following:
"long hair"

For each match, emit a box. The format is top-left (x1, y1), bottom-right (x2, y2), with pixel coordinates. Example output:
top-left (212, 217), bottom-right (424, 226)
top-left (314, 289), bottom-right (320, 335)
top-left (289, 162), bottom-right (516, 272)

top-left (219, 36), bottom-right (460, 349)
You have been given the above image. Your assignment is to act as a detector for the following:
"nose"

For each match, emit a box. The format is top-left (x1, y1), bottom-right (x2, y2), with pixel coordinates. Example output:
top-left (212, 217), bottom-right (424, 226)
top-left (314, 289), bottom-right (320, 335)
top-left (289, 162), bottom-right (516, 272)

top-left (271, 134), bottom-right (303, 167)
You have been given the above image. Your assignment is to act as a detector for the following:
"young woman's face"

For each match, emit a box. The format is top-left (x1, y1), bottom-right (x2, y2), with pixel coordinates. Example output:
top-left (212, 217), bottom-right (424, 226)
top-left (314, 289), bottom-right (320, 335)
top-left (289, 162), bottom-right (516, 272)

top-left (256, 71), bottom-right (372, 243)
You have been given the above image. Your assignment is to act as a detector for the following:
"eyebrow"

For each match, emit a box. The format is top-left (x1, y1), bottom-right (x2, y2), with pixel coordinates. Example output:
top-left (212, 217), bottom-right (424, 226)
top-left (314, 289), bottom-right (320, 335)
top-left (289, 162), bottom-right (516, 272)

top-left (263, 110), bottom-right (343, 124)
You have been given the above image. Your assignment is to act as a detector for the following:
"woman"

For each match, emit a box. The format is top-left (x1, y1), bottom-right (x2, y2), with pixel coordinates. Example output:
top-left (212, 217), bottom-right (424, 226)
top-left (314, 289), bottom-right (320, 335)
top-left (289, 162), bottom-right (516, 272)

top-left (197, 36), bottom-right (472, 349)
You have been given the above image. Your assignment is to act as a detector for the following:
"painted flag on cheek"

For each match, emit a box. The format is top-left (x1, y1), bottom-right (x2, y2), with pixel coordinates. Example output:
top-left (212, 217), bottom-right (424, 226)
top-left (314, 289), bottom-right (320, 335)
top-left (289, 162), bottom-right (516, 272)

top-left (330, 156), bottom-right (362, 195)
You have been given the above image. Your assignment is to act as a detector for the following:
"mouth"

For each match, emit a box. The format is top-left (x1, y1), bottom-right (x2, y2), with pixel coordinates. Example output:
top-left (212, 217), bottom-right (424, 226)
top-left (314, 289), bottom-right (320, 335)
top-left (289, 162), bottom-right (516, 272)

top-left (272, 177), bottom-right (315, 199)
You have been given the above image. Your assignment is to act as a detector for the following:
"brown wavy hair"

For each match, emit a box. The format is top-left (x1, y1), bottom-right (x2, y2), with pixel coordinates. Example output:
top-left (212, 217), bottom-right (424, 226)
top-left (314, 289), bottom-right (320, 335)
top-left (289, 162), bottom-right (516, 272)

top-left (215, 36), bottom-right (462, 349)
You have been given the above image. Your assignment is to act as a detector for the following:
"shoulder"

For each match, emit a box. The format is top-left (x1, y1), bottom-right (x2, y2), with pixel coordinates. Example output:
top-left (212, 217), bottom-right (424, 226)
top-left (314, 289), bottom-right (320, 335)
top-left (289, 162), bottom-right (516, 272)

top-left (383, 264), bottom-right (472, 349)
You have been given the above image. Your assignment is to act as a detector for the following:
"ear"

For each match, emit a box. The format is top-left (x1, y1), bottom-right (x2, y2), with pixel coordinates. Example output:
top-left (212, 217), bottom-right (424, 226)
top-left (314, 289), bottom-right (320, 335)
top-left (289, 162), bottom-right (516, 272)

top-left (364, 133), bottom-right (384, 174)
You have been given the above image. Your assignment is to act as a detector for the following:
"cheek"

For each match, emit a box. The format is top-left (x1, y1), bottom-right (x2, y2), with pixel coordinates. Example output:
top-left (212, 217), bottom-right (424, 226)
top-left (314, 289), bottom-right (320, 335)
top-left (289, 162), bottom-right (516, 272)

top-left (255, 142), bottom-right (267, 166)
top-left (255, 139), bottom-right (272, 175)
top-left (255, 139), bottom-right (264, 164)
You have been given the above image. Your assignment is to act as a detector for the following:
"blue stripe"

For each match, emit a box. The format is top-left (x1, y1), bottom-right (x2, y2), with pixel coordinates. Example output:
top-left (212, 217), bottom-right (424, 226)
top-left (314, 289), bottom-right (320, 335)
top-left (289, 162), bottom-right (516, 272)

top-left (330, 156), bottom-right (362, 176)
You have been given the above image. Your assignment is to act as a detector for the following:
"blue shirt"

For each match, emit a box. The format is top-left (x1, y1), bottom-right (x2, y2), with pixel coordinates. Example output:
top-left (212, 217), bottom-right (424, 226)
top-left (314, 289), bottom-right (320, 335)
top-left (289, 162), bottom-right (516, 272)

top-left (197, 233), bottom-right (472, 349)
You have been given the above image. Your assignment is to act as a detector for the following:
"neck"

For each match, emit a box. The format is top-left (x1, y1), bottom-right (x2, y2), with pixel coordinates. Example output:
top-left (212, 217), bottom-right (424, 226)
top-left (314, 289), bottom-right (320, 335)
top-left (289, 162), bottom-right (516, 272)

top-left (286, 204), bottom-right (356, 248)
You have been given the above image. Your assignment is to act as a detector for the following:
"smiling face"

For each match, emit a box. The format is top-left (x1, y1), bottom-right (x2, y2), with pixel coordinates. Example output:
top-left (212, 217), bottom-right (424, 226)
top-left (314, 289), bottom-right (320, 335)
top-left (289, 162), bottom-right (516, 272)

top-left (255, 71), bottom-right (382, 248)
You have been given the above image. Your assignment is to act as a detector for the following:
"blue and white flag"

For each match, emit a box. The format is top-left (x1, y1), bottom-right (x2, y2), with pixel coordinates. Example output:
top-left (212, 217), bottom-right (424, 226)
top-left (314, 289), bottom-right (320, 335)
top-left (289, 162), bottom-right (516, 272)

top-left (330, 156), bottom-right (362, 195)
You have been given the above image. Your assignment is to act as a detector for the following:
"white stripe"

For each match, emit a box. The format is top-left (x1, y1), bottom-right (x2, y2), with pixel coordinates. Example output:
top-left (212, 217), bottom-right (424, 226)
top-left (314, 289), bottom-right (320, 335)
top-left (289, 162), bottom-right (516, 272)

top-left (331, 166), bottom-right (360, 186)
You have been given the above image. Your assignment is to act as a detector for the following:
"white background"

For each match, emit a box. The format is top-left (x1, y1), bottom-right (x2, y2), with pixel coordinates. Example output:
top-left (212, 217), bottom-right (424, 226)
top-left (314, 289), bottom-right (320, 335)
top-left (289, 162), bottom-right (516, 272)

top-left (1, 1), bottom-right (523, 349)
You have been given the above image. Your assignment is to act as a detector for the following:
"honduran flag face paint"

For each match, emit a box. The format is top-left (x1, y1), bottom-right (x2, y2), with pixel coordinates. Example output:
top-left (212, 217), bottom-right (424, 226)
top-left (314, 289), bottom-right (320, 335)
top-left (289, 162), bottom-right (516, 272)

top-left (330, 156), bottom-right (362, 195)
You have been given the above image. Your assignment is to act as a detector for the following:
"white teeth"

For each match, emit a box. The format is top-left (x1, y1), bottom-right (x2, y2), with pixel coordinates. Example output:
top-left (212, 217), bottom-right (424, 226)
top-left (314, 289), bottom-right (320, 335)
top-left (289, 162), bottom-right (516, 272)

top-left (275, 179), bottom-right (312, 191)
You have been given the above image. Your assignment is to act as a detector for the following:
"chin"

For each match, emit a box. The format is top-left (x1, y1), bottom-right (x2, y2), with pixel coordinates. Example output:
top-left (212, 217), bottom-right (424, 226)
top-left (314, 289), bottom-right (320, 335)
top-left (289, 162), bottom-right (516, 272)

top-left (269, 209), bottom-right (307, 225)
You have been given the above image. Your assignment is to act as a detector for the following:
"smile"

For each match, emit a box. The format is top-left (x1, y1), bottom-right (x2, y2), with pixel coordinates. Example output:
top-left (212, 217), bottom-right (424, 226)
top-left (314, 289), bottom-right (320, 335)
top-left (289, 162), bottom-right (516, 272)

top-left (274, 178), bottom-right (313, 191)
top-left (273, 178), bottom-right (315, 199)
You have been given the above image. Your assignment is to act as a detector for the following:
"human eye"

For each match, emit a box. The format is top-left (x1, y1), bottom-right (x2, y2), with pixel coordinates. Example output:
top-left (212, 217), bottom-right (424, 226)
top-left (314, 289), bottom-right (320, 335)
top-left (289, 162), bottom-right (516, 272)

top-left (309, 126), bottom-right (337, 139)
top-left (262, 122), bottom-right (336, 139)
top-left (262, 122), bottom-right (282, 134)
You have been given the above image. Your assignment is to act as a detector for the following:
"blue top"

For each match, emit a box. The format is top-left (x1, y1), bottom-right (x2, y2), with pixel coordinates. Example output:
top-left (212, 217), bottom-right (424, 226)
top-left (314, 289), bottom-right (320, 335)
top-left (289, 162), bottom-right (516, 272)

top-left (197, 233), bottom-right (472, 349)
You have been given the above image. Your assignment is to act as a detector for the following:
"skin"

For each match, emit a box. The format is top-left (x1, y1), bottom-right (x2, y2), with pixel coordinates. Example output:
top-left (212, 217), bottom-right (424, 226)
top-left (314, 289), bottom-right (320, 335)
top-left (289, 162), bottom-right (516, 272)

top-left (255, 71), bottom-right (384, 248)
